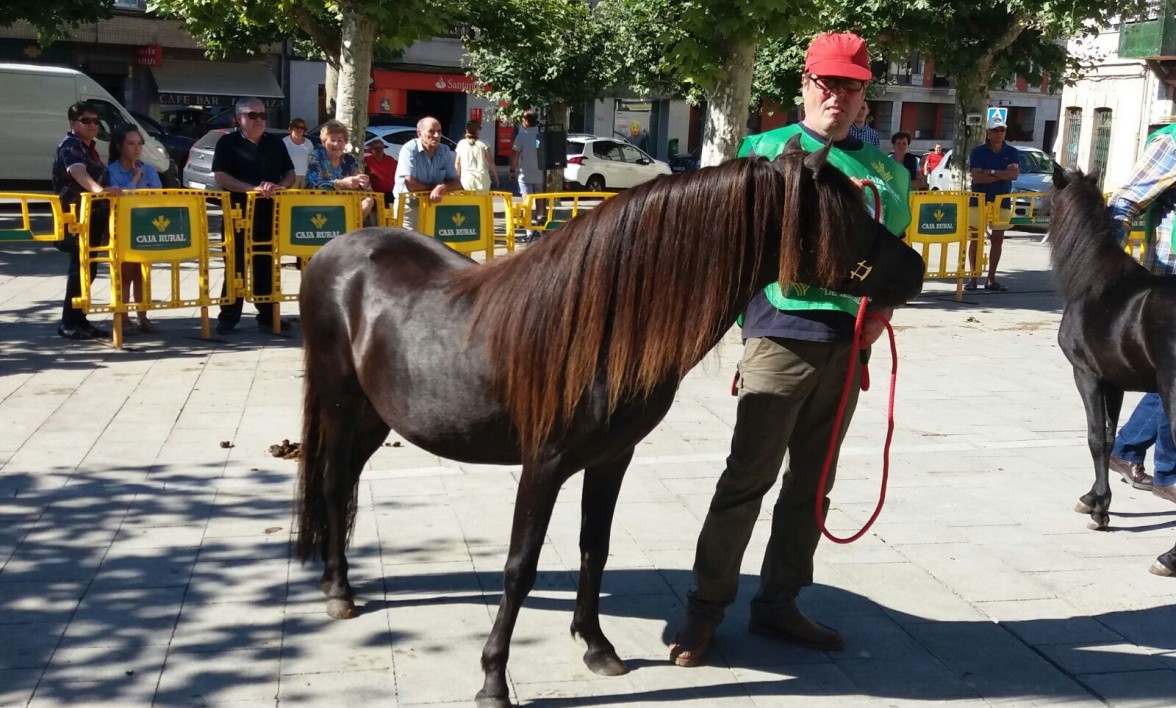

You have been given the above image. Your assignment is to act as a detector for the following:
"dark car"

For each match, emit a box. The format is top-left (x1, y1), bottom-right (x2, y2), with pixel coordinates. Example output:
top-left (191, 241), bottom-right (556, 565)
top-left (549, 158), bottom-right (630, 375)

top-left (669, 147), bottom-right (701, 173)
top-left (131, 111), bottom-right (196, 169)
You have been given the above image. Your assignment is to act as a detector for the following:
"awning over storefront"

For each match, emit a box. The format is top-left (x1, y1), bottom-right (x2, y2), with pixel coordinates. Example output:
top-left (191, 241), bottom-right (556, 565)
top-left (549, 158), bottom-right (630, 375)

top-left (151, 60), bottom-right (284, 108)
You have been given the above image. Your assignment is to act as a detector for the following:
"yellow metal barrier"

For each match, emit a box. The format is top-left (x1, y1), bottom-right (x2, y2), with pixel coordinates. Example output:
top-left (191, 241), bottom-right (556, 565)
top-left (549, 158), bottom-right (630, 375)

top-left (906, 190), bottom-right (988, 300)
top-left (0, 193), bottom-right (71, 242)
top-left (249, 189), bottom-right (372, 332)
top-left (990, 191), bottom-right (1050, 230)
top-left (489, 190), bottom-right (518, 252)
top-left (74, 189), bottom-right (236, 347)
top-left (515, 191), bottom-right (614, 236)
top-left (410, 190), bottom-right (497, 260)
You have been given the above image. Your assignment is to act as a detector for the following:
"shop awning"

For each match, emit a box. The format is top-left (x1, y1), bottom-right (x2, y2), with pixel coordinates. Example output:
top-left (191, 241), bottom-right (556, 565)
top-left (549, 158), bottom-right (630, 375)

top-left (151, 60), bottom-right (284, 108)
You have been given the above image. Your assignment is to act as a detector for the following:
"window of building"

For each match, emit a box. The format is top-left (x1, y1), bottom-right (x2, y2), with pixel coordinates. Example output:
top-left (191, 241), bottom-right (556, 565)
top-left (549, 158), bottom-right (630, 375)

top-left (1090, 108), bottom-right (1113, 187)
top-left (898, 101), bottom-right (954, 141)
top-left (1062, 107), bottom-right (1083, 169)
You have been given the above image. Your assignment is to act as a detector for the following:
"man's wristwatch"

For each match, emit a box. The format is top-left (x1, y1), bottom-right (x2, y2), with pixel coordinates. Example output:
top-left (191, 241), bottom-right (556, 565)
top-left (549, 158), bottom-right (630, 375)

top-left (987, 169), bottom-right (996, 176)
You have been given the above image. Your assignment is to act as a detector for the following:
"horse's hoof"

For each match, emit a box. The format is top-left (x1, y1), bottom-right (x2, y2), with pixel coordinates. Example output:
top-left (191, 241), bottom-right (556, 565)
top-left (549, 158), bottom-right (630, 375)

top-left (474, 692), bottom-right (513, 708)
top-left (583, 649), bottom-right (629, 676)
top-left (326, 598), bottom-right (358, 619)
top-left (1149, 560), bottom-right (1175, 577)
top-left (1074, 499), bottom-right (1093, 514)
top-left (1087, 515), bottom-right (1110, 531)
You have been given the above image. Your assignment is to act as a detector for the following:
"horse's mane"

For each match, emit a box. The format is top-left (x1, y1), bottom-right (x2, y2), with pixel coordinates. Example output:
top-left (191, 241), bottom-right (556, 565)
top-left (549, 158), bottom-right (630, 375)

top-left (450, 148), bottom-right (867, 455)
top-left (1049, 169), bottom-right (1144, 300)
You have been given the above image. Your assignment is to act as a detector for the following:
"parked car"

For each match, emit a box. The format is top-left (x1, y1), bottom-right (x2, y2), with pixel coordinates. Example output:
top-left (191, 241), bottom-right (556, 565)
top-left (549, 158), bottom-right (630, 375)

top-left (131, 111), bottom-right (195, 169)
top-left (564, 136), bottom-right (671, 191)
top-left (182, 127), bottom-right (287, 190)
top-left (669, 147), bottom-right (701, 174)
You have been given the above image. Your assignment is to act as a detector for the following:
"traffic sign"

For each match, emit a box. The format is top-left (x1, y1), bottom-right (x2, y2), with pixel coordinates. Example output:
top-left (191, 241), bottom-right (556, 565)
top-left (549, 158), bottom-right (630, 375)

top-left (986, 107), bottom-right (1008, 125)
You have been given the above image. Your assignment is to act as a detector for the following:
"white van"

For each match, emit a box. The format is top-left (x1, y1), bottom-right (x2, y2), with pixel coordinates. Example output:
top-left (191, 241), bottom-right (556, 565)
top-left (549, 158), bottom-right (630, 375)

top-left (0, 63), bottom-right (176, 190)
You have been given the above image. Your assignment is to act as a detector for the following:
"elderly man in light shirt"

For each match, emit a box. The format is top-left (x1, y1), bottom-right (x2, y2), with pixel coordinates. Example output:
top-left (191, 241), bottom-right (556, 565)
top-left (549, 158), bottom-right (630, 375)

top-left (393, 116), bottom-right (462, 230)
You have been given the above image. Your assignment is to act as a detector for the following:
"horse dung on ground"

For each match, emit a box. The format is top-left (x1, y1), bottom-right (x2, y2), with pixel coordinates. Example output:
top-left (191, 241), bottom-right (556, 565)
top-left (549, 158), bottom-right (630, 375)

top-left (295, 138), bottom-right (926, 707)
top-left (1047, 166), bottom-right (1176, 577)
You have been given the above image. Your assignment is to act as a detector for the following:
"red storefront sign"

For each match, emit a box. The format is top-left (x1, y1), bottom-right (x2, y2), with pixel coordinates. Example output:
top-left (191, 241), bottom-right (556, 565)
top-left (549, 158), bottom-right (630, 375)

top-left (371, 70), bottom-right (484, 93)
top-left (470, 107), bottom-right (483, 122)
top-left (135, 45), bottom-right (162, 67)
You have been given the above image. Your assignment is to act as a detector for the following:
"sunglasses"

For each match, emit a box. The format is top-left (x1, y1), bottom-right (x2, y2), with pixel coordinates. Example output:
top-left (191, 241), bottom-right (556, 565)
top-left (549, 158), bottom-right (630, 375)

top-left (806, 73), bottom-right (866, 93)
top-left (240, 111), bottom-right (267, 121)
top-left (74, 117), bottom-right (100, 125)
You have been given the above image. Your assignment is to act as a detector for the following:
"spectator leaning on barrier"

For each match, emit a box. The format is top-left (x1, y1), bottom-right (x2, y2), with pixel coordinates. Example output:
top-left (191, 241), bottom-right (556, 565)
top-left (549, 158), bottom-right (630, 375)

top-left (211, 97), bottom-right (294, 335)
top-left (51, 100), bottom-right (122, 340)
top-left (669, 31), bottom-right (910, 669)
top-left (283, 118), bottom-right (312, 189)
top-left (306, 119), bottom-right (375, 218)
top-left (966, 115), bottom-right (1019, 292)
top-left (392, 116), bottom-right (461, 231)
top-left (1104, 123), bottom-right (1176, 505)
top-left (107, 124), bottom-right (162, 336)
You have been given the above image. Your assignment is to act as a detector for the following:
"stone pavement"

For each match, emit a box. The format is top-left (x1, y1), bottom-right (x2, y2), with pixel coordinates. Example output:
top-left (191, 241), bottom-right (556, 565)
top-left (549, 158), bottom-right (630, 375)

top-left (1, 231), bottom-right (1175, 708)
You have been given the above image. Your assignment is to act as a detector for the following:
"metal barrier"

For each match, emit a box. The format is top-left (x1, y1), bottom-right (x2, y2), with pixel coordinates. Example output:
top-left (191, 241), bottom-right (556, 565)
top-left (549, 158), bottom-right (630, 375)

top-left (514, 191), bottom-right (614, 236)
top-left (250, 189), bottom-right (373, 332)
top-left (489, 190), bottom-right (518, 252)
top-left (0, 193), bottom-right (69, 242)
top-left (990, 191), bottom-right (1050, 229)
top-left (74, 189), bottom-right (236, 347)
top-left (398, 190), bottom-right (499, 261)
top-left (906, 190), bottom-right (987, 300)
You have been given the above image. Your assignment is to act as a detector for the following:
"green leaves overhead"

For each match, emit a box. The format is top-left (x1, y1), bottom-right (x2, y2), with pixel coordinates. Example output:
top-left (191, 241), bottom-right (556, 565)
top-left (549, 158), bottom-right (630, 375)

top-left (1, 0), bottom-right (115, 45)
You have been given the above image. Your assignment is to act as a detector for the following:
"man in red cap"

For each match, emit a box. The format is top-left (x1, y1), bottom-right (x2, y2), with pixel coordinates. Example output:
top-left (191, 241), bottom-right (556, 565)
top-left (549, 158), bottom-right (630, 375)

top-left (669, 31), bottom-right (911, 667)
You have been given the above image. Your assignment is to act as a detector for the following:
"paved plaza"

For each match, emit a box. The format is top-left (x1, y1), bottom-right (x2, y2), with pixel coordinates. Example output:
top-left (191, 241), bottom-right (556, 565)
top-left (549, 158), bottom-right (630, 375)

top-left (1, 231), bottom-right (1175, 707)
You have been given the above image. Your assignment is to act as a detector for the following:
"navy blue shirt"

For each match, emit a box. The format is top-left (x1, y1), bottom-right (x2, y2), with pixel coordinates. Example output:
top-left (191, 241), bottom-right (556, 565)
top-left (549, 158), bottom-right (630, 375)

top-left (969, 142), bottom-right (1019, 203)
top-left (741, 123), bottom-right (861, 344)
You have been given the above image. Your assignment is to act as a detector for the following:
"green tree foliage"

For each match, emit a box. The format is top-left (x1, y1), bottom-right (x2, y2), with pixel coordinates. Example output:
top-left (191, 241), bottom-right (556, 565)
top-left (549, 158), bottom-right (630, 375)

top-left (1, 0), bottom-right (115, 44)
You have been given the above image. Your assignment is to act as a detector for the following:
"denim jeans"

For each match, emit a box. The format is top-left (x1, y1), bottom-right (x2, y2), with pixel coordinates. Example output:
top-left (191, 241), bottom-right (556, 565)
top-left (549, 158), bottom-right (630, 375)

top-left (1113, 393), bottom-right (1176, 487)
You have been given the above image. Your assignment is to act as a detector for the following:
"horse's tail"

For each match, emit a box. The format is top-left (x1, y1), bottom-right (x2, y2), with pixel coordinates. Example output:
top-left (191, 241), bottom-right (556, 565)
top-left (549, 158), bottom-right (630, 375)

top-left (295, 341), bottom-right (330, 564)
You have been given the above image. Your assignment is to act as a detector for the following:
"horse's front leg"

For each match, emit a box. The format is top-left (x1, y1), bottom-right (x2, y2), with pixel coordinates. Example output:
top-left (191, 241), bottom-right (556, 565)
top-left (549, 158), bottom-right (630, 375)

top-left (1072, 369), bottom-right (1114, 530)
top-left (477, 460), bottom-right (569, 708)
top-left (570, 449), bottom-right (634, 677)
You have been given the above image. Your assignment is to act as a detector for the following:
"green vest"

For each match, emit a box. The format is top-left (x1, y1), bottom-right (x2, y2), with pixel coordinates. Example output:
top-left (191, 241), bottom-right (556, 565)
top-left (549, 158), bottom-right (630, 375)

top-left (737, 124), bottom-right (912, 314)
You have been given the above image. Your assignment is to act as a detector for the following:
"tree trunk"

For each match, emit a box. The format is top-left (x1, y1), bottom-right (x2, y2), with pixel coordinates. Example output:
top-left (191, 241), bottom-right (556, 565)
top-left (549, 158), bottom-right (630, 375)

top-left (324, 56), bottom-right (339, 122)
top-left (545, 102), bottom-right (568, 192)
top-left (948, 68), bottom-right (990, 191)
top-left (336, 6), bottom-right (376, 158)
top-left (701, 38), bottom-right (757, 167)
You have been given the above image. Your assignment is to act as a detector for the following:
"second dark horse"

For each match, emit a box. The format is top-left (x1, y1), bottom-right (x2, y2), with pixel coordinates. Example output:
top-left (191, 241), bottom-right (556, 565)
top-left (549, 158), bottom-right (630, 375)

top-left (1049, 167), bottom-right (1176, 577)
top-left (296, 138), bottom-right (926, 707)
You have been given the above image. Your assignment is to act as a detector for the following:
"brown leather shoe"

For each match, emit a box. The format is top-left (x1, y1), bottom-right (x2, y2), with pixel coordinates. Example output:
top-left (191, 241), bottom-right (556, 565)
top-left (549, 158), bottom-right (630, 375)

top-left (1109, 455), bottom-right (1153, 490)
top-left (1154, 483), bottom-right (1176, 505)
top-left (749, 601), bottom-right (844, 652)
top-left (669, 614), bottom-right (715, 667)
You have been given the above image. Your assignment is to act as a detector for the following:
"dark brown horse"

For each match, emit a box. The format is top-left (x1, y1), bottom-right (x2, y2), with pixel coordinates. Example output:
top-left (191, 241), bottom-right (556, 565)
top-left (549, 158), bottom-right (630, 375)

top-left (1049, 167), bottom-right (1176, 577)
top-left (296, 137), bottom-right (925, 707)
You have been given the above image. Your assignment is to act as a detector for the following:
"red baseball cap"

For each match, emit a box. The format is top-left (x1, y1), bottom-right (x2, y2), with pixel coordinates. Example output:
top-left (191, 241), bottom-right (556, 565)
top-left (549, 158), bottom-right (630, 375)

top-left (805, 33), bottom-right (872, 81)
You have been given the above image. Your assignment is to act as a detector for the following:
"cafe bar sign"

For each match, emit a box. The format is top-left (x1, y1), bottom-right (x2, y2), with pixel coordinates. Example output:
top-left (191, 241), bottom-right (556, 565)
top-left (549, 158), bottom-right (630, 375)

top-left (157, 94), bottom-right (283, 108)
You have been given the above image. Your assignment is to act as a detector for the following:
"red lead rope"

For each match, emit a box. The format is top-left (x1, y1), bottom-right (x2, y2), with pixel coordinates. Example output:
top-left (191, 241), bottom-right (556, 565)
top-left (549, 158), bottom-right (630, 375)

top-left (815, 180), bottom-right (895, 544)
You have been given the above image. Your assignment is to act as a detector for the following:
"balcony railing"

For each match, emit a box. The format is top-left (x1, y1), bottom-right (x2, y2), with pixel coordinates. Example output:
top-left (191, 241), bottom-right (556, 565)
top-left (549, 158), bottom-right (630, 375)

top-left (1119, 3), bottom-right (1176, 59)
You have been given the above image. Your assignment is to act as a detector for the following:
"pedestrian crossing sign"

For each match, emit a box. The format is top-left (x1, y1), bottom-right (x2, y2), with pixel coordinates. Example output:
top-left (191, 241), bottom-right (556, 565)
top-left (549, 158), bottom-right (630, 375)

top-left (986, 107), bottom-right (1008, 125)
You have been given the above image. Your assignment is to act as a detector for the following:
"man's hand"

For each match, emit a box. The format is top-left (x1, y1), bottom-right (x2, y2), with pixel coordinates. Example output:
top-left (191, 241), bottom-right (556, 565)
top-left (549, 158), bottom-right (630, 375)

top-left (861, 306), bottom-right (894, 346)
top-left (255, 181), bottom-right (281, 199)
top-left (429, 184), bottom-right (446, 203)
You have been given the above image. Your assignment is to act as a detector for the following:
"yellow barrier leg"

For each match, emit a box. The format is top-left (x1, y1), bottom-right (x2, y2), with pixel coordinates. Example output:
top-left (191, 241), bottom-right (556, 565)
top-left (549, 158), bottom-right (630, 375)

top-left (113, 312), bottom-right (124, 350)
top-left (201, 306), bottom-right (210, 340)
top-left (273, 303), bottom-right (281, 334)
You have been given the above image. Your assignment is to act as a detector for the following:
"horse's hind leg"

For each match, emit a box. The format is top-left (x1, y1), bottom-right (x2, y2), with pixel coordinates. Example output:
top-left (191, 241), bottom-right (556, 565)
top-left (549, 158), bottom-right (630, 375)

top-left (570, 449), bottom-right (634, 677)
top-left (476, 460), bottom-right (570, 708)
top-left (1073, 369), bottom-right (1117, 530)
top-left (319, 399), bottom-right (390, 618)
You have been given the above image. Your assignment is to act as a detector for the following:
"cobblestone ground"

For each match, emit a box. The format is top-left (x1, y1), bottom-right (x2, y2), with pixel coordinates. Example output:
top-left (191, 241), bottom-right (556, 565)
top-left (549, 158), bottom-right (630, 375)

top-left (1, 231), bottom-right (1175, 707)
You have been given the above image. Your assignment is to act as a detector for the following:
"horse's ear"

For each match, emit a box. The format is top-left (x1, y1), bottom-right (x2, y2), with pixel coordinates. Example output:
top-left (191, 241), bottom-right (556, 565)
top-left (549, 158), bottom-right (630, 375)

top-left (782, 134), bottom-right (804, 155)
top-left (803, 139), bottom-right (834, 172)
top-left (1087, 167), bottom-right (1101, 186)
top-left (1052, 163), bottom-right (1069, 190)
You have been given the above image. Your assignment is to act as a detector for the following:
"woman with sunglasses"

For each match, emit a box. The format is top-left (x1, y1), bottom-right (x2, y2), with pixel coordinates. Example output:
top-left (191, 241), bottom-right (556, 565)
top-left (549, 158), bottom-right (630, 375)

top-left (107, 124), bottom-right (162, 335)
top-left (50, 101), bottom-right (122, 340)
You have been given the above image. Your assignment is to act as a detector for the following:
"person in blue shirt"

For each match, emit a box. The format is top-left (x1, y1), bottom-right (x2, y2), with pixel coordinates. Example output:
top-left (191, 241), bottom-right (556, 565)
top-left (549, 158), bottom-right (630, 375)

top-left (966, 116), bottom-right (1020, 291)
top-left (107, 125), bottom-right (162, 335)
top-left (392, 116), bottom-right (461, 231)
